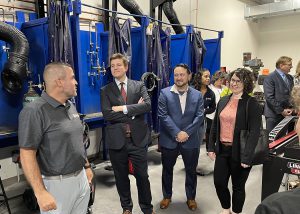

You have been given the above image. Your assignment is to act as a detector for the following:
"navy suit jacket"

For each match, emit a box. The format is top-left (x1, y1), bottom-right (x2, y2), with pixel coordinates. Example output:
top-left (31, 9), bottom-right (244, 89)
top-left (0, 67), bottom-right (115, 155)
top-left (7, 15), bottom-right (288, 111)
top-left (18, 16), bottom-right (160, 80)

top-left (158, 86), bottom-right (204, 149)
top-left (263, 70), bottom-right (294, 118)
top-left (100, 79), bottom-right (151, 149)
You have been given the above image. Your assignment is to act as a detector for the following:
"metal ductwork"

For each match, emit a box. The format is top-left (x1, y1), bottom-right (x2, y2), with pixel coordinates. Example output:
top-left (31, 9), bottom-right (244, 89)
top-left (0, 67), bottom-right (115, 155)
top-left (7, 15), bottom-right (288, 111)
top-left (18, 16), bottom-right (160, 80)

top-left (118, 0), bottom-right (144, 25)
top-left (0, 22), bottom-right (29, 94)
top-left (243, 0), bottom-right (300, 20)
top-left (162, 0), bottom-right (184, 34)
top-left (118, 0), bottom-right (184, 34)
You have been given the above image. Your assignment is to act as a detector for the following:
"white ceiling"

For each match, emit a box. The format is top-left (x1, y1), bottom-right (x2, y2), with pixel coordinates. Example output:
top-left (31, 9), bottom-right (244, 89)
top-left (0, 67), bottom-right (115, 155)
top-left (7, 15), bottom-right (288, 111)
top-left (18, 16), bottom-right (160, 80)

top-left (238, 0), bottom-right (286, 6)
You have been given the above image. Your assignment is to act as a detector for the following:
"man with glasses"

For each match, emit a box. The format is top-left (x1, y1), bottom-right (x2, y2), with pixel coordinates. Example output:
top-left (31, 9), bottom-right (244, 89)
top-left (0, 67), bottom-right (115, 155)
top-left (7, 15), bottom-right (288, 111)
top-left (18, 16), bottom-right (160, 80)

top-left (263, 56), bottom-right (294, 135)
top-left (158, 64), bottom-right (204, 211)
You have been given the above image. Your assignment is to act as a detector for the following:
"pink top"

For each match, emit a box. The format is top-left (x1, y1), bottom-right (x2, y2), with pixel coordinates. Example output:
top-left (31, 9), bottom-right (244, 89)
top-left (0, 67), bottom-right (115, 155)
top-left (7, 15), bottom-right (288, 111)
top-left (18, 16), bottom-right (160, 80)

top-left (219, 98), bottom-right (239, 144)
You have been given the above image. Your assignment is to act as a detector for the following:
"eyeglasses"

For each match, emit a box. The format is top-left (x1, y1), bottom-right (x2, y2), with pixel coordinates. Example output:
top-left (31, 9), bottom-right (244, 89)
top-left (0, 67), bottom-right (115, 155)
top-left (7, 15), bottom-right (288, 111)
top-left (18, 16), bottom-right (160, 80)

top-left (283, 63), bottom-right (292, 67)
top-left (230, 78), bottom-right (242, 84)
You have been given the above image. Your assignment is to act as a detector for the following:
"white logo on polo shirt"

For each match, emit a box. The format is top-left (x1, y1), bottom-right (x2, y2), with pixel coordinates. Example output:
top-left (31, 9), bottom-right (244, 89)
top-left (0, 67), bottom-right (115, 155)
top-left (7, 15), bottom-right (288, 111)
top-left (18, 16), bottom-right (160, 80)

top-left (73, 114), bottom-right (80, 119)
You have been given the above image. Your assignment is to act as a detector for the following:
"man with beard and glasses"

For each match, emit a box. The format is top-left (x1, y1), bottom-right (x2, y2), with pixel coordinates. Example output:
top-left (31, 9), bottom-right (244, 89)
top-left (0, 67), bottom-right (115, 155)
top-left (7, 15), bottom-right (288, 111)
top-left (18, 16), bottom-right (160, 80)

top-left (158, 63), bottom-right (204, 211)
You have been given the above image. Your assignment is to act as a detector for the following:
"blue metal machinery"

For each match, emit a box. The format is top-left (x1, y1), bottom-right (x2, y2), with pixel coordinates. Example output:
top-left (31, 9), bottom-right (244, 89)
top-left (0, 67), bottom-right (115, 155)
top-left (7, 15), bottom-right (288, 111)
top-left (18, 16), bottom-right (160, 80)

top-left (0, 0), bottom-right (222, 149)
top-left (0, 17), bottom-right (34, 148)
top-left (170, 25), bottom-right (223, 84)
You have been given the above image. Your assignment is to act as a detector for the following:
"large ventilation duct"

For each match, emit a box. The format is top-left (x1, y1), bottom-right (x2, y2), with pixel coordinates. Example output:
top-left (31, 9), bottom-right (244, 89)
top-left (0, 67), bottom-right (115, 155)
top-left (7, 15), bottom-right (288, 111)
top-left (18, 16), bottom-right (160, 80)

top-left (118, 0), bottom-right (144, 25)
top-left (0, 22), bottom-right (29, 94)
top-left (162, 0), bottom-right (184, 34)
top-left (118, 0), bottom-right (184, 34)
top-left (244, 0), bottom-right (300, 20)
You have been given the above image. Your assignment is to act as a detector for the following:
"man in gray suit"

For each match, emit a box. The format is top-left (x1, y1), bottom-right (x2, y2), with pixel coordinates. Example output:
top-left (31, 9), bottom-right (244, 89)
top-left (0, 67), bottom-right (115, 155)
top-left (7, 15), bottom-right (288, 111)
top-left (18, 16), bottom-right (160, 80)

top-left (263, 56), bottom-right (294, 134)
top-left (100, 53), bottom-right (154, 214)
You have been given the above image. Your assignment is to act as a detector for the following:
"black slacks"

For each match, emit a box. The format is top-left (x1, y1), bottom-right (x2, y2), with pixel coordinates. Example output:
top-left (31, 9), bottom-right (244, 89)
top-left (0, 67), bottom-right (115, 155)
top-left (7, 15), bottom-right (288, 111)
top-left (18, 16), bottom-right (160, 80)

top-left (205, 118), bottom-right (213, 151)
top-left (213, 144), bottom-right (252, 213)
top-left (109, 139), bottom-right (153, 214)
top-left (161, 145), bottom-right (200, 200)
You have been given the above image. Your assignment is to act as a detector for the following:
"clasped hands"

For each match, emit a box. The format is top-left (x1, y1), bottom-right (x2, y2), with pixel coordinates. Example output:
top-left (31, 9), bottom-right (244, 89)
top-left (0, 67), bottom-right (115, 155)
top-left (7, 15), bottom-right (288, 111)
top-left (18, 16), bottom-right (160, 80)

top-left (176, 131), bottom-right (189, 143)
top-left (112, 97), bottom-right (144, 112)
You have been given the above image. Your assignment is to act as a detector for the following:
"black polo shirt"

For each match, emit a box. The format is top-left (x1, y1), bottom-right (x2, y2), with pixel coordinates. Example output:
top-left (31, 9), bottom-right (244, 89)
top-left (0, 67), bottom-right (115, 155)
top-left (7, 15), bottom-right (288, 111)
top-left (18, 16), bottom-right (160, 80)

top-left (18, 92), bottom-right (86, 176)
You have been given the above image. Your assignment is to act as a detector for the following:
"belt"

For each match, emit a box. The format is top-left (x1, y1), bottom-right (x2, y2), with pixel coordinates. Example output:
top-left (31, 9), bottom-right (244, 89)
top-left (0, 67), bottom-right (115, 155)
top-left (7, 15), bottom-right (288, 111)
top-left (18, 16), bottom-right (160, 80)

top-left (42, 169), bottom-right (82, 180)
top-left (221, 141), bottom-right (232, 147)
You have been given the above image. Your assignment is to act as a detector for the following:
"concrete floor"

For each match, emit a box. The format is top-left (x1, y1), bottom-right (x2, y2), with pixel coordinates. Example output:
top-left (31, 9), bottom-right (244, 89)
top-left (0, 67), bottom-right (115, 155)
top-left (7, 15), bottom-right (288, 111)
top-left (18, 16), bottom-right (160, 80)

top-left (2, 144), bottom-right (267, 214)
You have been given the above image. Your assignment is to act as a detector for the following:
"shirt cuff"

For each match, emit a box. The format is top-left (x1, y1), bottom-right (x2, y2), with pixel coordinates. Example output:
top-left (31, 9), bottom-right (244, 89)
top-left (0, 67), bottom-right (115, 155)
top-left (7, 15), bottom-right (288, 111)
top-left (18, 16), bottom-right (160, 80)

top-left (123, 105), bottom-right (128, 114)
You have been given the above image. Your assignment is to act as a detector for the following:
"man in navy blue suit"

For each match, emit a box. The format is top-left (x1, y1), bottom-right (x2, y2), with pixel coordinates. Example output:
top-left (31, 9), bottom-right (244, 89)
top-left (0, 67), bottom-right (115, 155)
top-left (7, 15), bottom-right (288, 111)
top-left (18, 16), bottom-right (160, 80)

top-left (158, 64), bottom-right (204, 211)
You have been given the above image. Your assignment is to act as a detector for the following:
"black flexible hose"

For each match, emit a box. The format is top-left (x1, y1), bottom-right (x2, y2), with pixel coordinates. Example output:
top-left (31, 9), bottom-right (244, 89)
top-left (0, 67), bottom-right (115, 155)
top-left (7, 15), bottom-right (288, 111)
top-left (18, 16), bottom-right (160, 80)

top-left (0, 22), bottom-right (29, 94)
top-left (162, 0), bottom-right (184, 34)
top-left (118, 0), bottom-right (144, 25)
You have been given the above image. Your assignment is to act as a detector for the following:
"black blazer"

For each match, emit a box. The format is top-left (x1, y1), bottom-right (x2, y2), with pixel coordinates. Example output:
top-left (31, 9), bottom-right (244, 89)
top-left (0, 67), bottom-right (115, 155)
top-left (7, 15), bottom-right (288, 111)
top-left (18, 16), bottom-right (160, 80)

top-left (208, 93), bottom-right (263, 165)
top-left (100, 79), bottom-right (151, 149)
top-left (263, 70), bottom-right (294, 118)
top-left (203, 86), bottom-right (216, 115)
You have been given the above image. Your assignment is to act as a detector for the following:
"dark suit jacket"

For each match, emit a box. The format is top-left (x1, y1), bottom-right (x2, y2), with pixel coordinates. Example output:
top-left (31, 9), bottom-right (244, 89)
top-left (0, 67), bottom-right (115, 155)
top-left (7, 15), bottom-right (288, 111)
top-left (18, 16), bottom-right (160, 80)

top-left (208, 93), bottom-right (263, 165)
top-left (263, 70), bottom-right (294, 118)
top-left (158, 86), bottom-right (204, 149)
top-left (100, 79), bottom-right (151, 149)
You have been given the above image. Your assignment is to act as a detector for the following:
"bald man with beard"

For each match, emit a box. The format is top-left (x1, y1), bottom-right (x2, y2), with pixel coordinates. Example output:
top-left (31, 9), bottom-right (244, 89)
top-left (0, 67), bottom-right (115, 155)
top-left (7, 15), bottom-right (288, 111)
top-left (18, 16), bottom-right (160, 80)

top-left (19, 62), bottom-right (93, 214)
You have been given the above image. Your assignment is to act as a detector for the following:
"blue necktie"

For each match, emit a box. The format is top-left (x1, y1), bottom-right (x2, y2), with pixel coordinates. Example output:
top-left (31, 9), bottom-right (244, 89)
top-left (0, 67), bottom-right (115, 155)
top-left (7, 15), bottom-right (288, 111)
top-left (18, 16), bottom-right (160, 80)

top-left (283, 75), bottom-right (290, 88)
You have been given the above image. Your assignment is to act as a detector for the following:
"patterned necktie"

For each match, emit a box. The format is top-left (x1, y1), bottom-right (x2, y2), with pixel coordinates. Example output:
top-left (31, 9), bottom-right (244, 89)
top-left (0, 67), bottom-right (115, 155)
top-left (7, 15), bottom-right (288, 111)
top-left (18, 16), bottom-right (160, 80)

top-left (283, 75), bottom-right (290, 88)
top-left (120, 82), bottom-right (130, 133)
top-left (120, 82), bottom-right (127, 103)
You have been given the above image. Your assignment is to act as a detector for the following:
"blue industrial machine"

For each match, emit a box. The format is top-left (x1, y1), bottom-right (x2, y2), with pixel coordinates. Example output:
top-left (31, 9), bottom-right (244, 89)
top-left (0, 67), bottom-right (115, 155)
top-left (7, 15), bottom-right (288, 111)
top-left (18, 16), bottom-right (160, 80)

top-left (0, 19), bottom-right (32, 148)
top-left (0, 0), bottom-right (222, 149)
top-left (170, 25), bottom-right (223, 84)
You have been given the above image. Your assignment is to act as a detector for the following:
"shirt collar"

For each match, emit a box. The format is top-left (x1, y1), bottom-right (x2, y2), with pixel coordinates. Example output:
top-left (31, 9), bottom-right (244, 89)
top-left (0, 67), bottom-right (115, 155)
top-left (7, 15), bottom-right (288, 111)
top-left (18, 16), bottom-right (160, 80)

top-left (115, 76), bottom-right (128, 87)
top-left (41, 91), bottom-right (70, 108)
top-left (276, 68), bottom-right (286, 77)
top-left (170, 84), bottom-right (189, 94)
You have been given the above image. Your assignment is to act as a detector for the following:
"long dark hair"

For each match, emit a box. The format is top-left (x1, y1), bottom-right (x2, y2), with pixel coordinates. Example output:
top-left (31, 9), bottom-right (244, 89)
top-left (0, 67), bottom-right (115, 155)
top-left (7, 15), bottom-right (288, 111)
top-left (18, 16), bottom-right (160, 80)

top-left (192, 69), bottom-right (209, 91)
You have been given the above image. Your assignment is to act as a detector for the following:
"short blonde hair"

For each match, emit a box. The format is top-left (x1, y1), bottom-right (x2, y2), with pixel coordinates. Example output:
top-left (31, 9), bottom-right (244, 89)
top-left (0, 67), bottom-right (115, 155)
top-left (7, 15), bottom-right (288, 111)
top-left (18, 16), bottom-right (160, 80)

top-left (295, 61), bottom-right (300, 78)
top-left (276, 56), bottom-right (292, 69)
top-left (110, 53), bottom-right (129, 66)
top-left (291, 85), bottom-right (300, 110)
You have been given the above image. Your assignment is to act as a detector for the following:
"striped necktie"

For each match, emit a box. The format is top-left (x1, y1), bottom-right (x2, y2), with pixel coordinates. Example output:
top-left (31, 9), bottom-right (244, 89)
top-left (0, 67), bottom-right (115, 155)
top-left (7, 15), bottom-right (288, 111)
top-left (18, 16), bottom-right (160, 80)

top-left (120, 82), bottom-right (127, 103)
top-left (120, 82), bottom-right (131, 134)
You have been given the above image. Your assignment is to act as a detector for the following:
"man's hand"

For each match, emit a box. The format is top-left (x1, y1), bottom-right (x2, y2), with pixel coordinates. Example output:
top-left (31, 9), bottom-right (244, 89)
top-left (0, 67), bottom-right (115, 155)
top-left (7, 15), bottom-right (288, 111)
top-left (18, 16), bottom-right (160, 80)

top-left (176, 131), bottom-right (189, 143)
top-left (36, 190), bottom-right (57, 212)
top-left (85, 167), bottom-right (94, 193)
top-left (138, 97), bottom-right (144, 104)
top-left (241, 163), bottom-right (251, 168)
top-left (112, 106), bottom-right (124, 112)
top-left (85, 168), bottom-right (94, 184)
top-left (208, 152), bottom-right (216, 160)
top-left (281, 108), bottom-right (293, 116)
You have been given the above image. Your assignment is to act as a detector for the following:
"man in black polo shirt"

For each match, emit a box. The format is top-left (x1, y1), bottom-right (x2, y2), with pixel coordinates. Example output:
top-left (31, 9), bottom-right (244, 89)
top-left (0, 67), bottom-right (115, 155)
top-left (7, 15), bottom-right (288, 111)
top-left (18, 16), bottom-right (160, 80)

top-left (19, 62), bottom-right (93, 214)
